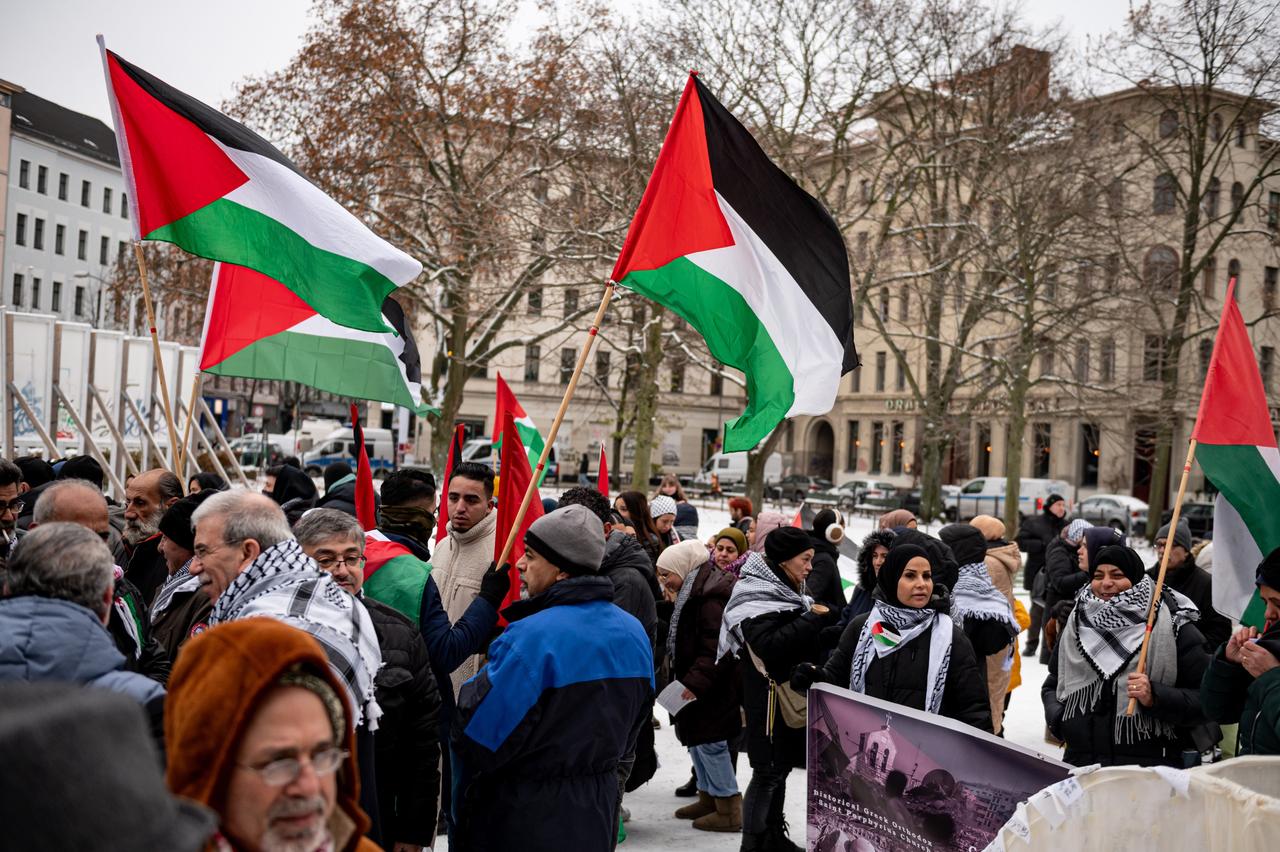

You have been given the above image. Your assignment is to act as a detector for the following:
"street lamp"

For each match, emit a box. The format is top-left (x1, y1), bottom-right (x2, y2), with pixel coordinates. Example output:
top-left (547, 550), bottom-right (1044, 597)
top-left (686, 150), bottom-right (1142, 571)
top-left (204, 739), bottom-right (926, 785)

top-left (72, 270), bottom-right (107, 328)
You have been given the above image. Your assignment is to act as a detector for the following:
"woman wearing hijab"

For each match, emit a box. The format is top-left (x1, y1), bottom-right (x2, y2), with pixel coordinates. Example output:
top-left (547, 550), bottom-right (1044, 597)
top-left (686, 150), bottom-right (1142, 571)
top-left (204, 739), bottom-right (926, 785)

top-left (795, 544), bottom-right (992, 732)
top-left (266, 465), bottom-right (318, 526)
top-left (718, 526), bottom-right (834, 852)
top-left (1042, 544), bottom-right (1212, 767)
top-left (749, 511), bottom-right (787, 555)
top-left (837, 529), bottom-right (895, 627)
top-left (710, 527), bottom-right (750, 577)
top-left (187, 471), bottom-right (226, 494)
top-left (657, 541), bottom-right (742, 832)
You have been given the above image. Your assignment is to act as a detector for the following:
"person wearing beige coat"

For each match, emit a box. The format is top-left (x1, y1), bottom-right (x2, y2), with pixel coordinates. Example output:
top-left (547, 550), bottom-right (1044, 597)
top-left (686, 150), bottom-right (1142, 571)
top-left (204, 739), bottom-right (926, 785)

top-left (972, 514), bottom-right (1021, 735)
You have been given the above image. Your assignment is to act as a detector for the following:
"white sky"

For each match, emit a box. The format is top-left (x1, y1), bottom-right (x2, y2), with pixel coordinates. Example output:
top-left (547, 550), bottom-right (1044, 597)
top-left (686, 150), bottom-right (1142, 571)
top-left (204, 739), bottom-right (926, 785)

top-left (1, 0), bottom-right (1133, 127)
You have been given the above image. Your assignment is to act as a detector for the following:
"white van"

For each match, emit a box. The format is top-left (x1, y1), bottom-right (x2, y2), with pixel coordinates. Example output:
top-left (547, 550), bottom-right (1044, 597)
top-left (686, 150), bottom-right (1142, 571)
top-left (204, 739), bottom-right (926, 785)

top-left (302, 428), bottom-right (396, 476)
top-left (693, 451), bottom-right (782, 488)
top-left (950, 476), bottom-right (1073, 521)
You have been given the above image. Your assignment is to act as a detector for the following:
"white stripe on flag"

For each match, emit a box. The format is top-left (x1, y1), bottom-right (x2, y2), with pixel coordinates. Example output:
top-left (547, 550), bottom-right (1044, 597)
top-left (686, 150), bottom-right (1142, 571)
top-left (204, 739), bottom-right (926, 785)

top-left (1211, 493), bottom-right (1261, 623)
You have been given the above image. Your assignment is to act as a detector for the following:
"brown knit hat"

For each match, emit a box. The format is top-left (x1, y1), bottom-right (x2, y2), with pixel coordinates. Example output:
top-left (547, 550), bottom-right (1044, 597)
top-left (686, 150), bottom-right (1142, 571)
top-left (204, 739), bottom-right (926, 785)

top-left (970, 514), bottom-right (1006, 541)
top-left (715, 526), bottom-right (748, 555)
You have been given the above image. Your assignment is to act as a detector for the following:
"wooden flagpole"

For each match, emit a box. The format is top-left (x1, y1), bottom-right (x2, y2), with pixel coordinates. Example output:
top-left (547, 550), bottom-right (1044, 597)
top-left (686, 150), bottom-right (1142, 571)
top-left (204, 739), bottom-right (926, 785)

top-left (1126, 438), bottom-right (1198, 715)
top-left (495, 282), bottom-right (616, 567)
top-left (133, 242), bottom-right (181, 474)
top-left (176, 371), bottom-right (203, 481)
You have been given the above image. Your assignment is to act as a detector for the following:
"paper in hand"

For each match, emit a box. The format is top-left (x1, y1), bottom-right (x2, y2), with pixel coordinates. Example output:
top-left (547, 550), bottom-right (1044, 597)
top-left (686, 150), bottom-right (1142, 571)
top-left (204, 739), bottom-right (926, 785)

top-left (657, 680), bottom-right (696, 716)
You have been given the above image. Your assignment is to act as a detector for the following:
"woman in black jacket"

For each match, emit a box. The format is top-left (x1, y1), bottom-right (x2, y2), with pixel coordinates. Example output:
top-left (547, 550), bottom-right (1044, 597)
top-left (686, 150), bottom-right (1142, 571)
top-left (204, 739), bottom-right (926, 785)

top-left (795, 544), bottom-right (993, 733)
top-left (806, 509), bottom-right (848, 613)
top-left (1042, 544), bottom-right (1211, 768)
top-left (719, 527), bottom-right (834, 852)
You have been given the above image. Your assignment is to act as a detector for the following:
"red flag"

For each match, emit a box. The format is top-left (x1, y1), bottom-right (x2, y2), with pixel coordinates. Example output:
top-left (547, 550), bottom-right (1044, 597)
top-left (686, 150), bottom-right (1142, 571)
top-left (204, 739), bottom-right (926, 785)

top-left (349, 404), bottom-right (377, 530)
top-left (436, 423), bottom-right (467, 543)
top-left (495, 410), bottom-right (543, 613)
top-left (491, 373), bottom-right (528, 447)
top-left (597, 444), bottom-right (609, 498)
top-left (791, 506), bottom-right (804, 528)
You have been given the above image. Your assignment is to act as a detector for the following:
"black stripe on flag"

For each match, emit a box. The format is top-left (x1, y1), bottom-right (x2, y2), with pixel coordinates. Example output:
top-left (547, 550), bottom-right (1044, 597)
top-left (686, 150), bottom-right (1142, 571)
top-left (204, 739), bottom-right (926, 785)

top-left (381, 296), bottom-right (422, 384)
top-left (693, 76), bottom-right (859, 372)
top-left (110, 51), bottom-right (304, 177)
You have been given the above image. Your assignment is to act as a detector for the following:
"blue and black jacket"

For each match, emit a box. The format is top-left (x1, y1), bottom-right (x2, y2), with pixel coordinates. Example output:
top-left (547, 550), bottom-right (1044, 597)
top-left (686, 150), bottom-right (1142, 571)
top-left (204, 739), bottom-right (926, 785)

top-left (453, 575), bottom-right (654, 852)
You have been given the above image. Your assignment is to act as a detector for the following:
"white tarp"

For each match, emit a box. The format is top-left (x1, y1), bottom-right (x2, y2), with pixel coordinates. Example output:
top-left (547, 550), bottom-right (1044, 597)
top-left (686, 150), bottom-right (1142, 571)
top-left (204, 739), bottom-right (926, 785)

top-left (55, 322), bottom-right (92, 445)
top-left (90, 330), bottom-right (125, 443)
top-left (123, 337), bottom-right (154, 440)
top-left (8, 312), bottom-right (56, 447)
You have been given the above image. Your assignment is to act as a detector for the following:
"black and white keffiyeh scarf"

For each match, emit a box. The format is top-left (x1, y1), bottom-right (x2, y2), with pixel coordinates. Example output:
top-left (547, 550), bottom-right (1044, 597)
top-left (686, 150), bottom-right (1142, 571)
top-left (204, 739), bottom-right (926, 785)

top-left (1057, 575), bottom-right (1199, 744)
top-left (850, 601), bottom-right (953, 714)
top-left (717, 552), bottom-right (812, 661)
top-left (666, 562), bottom-right (704, 664)
top-left (951, 562), bottom-right (1019, 638)
top-left (150, 560), bottom-right (200, 624)
top-left (211, 539), bottom-right (383, 729)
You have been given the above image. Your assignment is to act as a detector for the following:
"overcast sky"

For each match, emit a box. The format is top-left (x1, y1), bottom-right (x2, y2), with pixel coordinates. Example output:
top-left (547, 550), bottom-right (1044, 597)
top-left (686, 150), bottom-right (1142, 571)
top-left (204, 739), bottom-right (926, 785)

top-left (1, 0), bottom-right (1132, 127)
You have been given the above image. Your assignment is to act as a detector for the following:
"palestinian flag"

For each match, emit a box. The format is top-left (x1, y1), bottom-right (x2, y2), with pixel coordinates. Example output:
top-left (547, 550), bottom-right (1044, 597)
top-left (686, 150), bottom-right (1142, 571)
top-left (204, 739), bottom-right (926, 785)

top-left (493, 373), bottom-right (548, 485)
top-left (1193, 279), bottom-right (1274, 628)
top-left (436, 424), bottom-right (466, 543)
top-left (199, 262), bottom-right (436, 416)
top-left (494, 409), bottom-right (543, 615)
top-left (99, 40), bottom-right (420, 333)
top-left (611, 73), bottom-right (857, 452)
top-left (871, 621), bottom-right (901, 648)
top-left (363, 531), bottom-right (430, 627)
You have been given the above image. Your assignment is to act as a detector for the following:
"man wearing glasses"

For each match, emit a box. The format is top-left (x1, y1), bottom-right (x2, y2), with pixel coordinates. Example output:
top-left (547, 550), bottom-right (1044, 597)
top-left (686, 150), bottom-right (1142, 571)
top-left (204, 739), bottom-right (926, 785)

top-left (165, 617), bottom-right (380, 852)
top-left (0, 459), bottom-right (25, 556)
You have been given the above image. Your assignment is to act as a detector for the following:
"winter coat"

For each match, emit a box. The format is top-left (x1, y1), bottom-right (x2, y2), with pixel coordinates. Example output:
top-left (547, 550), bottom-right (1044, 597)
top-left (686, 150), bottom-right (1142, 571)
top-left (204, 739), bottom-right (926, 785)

top-left (363, 597), bottom-right (442, 848)
top-left (431, 509), bottom-right (498, 696)
top-left (316, 478), bottom-right (380, 519)
top-left (1016, 508), bottom-right (1065, 590)
top-left (454, 576), bottom-right (653, 852)
top-left (891, 528), bottom-right (959, 592)
top-left (602, 529), bottom-right (659, 647)
top-left (124, 534), bottom-right (168, 609)
top-left (109, 573), bottom-right (171, 686)
top-left (1044, 536), bottom-right (1087, 613)
top-left (671, 566), bottom-right (741, 747)
top-left (1200, 635), bottom-right (1280, 756)
top-left (1008, 598), bottom-right (1031, 693)
top-left (151, 581), bottom-right (213, 663)
top-left (1042, 619), bottom-right (1211, 767)
top-left (417, 573), bottom-right (499, 740)
top-left (269, 466), bottom-right (318, 525)
top-left (1148, 555), bottom-right (1232, 653)
top-left (984, 540), bottom-right (1022, 732)
top-left (806, 536), bottom-right (847, 613)
top-left (821, 612), bottom-right (993, 733)
top-left (0, 597), bottom-right (166, 748)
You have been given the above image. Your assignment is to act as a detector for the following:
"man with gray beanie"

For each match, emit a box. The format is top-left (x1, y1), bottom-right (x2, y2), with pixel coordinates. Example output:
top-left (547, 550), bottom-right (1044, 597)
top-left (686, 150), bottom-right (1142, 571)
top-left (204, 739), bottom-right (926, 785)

top-left (1150, 517), bottom-right (1231, 651)
top-left (453, 505), bottom-right (655, 851)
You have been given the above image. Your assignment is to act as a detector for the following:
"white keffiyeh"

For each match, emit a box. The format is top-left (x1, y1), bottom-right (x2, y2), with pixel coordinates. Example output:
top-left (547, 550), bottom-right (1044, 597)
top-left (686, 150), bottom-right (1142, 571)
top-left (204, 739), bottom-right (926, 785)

top-left (849, 601), bottom-right (953, 714)
top-left (717, 552), bottom-right (812, 661)
top-left (951, 562), bottom-right (1019, 637)
top-left (150, 560), bottom-right (200, 624)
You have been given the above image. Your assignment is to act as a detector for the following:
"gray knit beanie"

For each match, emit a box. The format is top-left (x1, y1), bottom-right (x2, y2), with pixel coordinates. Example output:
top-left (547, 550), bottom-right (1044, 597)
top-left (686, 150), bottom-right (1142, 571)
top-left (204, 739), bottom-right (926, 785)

top-left (524, 505), bottom-right (606, 576)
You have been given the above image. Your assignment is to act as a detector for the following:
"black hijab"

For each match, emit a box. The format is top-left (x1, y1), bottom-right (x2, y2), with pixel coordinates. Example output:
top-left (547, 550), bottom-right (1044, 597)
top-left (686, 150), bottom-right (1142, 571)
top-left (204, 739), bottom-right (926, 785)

top-left (878, 544), bottom-right (932, 607)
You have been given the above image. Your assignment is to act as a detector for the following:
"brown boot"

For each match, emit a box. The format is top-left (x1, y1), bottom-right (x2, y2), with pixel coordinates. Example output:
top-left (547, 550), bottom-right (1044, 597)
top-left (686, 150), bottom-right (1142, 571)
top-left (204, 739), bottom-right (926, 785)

top-left (693, 794), bottom-right (743, 832)
top-left (675, 791), bottom-right (715, 820)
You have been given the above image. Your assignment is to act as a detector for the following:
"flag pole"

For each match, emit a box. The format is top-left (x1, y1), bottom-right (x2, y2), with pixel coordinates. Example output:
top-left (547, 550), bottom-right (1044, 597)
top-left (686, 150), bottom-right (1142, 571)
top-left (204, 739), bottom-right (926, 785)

top-left (133, 242), bottom-right (181, 474)
top-left (176, 371), bottom-right (202, 481)
top-left (1126, 437), bottom-right (1198, 716)
top-left (495, 281), bottom-right (616, 567)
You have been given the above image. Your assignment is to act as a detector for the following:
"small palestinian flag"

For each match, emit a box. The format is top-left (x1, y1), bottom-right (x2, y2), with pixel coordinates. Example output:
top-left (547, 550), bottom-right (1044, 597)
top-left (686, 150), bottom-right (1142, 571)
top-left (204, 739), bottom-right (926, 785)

top-left (363, 531), bottom-right (430, 627)
top-left (493, 373), bottom-right (548, 485)
top-left (99, 39), bottom-right (420, 333)
top-left (199, 263), bottom-right (436, 416)
top-left (871, 621), bottom-right (901, 648)
top-left (612, 73), bottom-right (857, 452)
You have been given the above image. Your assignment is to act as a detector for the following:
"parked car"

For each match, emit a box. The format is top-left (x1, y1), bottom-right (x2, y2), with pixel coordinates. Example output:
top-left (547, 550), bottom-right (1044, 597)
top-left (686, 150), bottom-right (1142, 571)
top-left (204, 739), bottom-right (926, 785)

top-left (951, 476), bottom-right (1073, 521)
top-left (1160, 502), bottom-right (1214, 540)
top-left (1076, 494), bottom-right (1149, 534)
top-left (766, 474), bottom-right (833, 503)
top-left (813, 478), bottom-right (899, 511)
top-left (904, 484), bottom-right (960, 518)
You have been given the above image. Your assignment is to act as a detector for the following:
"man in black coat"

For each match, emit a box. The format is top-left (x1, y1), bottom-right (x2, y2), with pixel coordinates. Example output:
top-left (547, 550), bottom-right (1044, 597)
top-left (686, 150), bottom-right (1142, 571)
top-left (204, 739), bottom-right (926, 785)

top-left (120, 469), bottom-right (184, 605)
top-left (1016, 494), bottom-right (1067, 657)
top-left (1151, 519), bottom-right (1232, 653)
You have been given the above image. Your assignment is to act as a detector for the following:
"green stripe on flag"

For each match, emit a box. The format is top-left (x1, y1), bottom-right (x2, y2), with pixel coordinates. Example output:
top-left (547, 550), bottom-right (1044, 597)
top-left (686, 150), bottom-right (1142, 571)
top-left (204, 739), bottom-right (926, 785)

top-left (363, 556), bottom-right (431, 627)
top-left (622, 256), bottom-right (793, 452)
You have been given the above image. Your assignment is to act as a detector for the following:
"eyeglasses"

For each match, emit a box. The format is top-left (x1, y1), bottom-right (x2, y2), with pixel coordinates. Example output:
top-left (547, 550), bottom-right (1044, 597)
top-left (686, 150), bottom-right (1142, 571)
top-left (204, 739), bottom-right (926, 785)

top-left (193, 540), bottom-right (243, 561)
top-left (240, 746), bottom-right (348, 787)
top-left (314, 554), bottom-right (366, 572)
top-left (0, 500), bottom-right (24, 514)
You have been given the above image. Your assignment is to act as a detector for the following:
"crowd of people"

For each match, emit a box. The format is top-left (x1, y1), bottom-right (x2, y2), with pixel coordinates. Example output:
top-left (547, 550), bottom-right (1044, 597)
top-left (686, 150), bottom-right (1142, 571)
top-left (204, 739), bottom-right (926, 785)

top-left (1, 452), bottom-right (1279, 852)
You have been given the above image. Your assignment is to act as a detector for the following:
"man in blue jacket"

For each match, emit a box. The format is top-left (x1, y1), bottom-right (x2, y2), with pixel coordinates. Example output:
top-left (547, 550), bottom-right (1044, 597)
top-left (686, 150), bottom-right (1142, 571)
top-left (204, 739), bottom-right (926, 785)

top-left (453, 505), bottom-right (655, 851)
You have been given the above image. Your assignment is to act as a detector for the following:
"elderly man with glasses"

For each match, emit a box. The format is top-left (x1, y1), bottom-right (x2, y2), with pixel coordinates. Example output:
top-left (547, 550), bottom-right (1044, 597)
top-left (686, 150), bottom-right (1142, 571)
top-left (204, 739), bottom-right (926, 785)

top-left (0, 459), bottom-right (26, 555)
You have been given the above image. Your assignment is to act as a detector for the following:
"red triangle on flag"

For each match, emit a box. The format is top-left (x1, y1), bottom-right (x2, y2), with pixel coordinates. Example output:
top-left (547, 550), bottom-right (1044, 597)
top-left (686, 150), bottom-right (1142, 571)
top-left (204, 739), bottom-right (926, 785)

top-left (436, 424), bottom-right (467, 543)
top-left (495, 410), bottom-right (543, 616)
top-left (1192, 280), bottom-right (1278, 448)
top-left (199, 263), bottom-right (318, 370)
top-left (492, 373), bottom-right (527, 446)
top-left (597, 444), bottom-right (609, 499)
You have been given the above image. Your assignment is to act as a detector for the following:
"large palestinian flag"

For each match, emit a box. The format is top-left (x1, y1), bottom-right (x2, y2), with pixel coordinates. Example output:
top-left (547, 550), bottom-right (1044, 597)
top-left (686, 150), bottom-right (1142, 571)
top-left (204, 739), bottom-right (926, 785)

top-left (200, 262), bottom-right (436, 416)
top-left (1193, 280), bottom-right (1274, 628)
top-left (611, 73), bottom-right (857, 452)
top-left (99, 39), bottom-right (420, 333)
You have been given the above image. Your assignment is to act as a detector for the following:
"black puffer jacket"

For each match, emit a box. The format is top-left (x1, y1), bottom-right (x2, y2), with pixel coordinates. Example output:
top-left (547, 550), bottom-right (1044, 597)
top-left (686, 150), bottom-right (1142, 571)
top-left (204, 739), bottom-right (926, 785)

top-left (891, 528), bottom-right (958, 592)
top-left (1044, 536), bottom-right (1086, 612)
top-left (316, 478), bottom-right (381, 520)
top-left (671, 566), bottom-right (740, 747)
top-left (1147, 556), bottom-right (1232, 653)
top-left (819, 611), bottom-right (993, 733)
top-left (601, 530), bottom-right (659, 648)
top-left (1017, 508), bottom-right (1065, 590)
top-left (363, 597), bottom-right (442, 848)
top-left (806, 535), bottom-right (847, 613)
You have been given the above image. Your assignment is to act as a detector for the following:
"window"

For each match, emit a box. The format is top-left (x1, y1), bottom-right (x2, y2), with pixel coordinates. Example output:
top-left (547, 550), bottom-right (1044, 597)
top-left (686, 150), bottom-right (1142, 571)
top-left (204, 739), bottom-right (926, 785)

top-left (1105, 253), bottom-right (1120, 288)
top-left (1202, 255), bottom-right (1217, 298)
top-left (58, 173), bottom-right (68, 201)
top-left (1204, 177), bottom-right (1220, 218)
top-left (33, 218), bottom-right (44, 251)
top-left (1227, 258), bottom-right (1242, 287)
top-left (846, 420), bottom-right (860, 471)
top-left (51, 281), bottom-right (62, 312)
top-left (870, 422), bottom-right (884, 473)
top-left (11, 274), bottom-right (23, 307)
top-left (80, 180), bottom-right (91, 207)
top-left (1032, 422), bottom-right (1051, 478)
top-left (1269, 192), bottom-right (1279, 233)
top-left (895, 360), bottom-right (905, 391)
top-left (1231, 181), bottom-right (1245, 216)
top-left (74, 286), bottom-right (85, 317)
top-left (1040, 350), bottom-right (1054, 377)
top-left (1044, 271), bottom-right (1057, 302)
top-left (875, 352), bottom-right (886, 392)
top-left (879, 289), bottom-right (890, 322)
top-left (976, 423), bottom-right (992, 477)
top-left (527, 288), bottom-right (542, 315)
top-left (99, 235), bottom-right (110, 266)
top-left (14, 213), bottom-right (26, 246)
top-left (102, 187), bottom-right (113, 215)
top-left (36, 165), bottom-right (47, 195)
top-left (1076, 263), bottom-right (1093, 300)
top-left (859, 179), bottom-right (872, 202)
top-left (1144, 246), bottom-right (1179, 290)
top-left (54, 224), bottom-right (65, 256)
top-left (1143, 334), bottom-right (1164, 382)
top-left (1111, 118), bottom-right (1125, 144)
top-left (854, 294), bottom-right (864, 325)
top-left (1235, 119), bottom-right (1247, 148)
top-left (1158, 109), bottom-right (1178, 138)
top-left (1199, 339), bottom-right (1214, 380)
top-left (891, 421), bottom-right (905, 475)
top-left (18, 159), bottom-right (29, 189)
top-left (1263, 347), bottom-right (1276, 393)
top-left (30, 278), bottom-right (41, 310)
top-left (118, 240), bottom-right (127, 260)
top-left (856, 232), bottom-right (868, 260)
top-left (595, 350), bottom-right (610, 388)
top-left (1153, 173), bottom-right (1177, 214)
top-left (563, 288), bottom-right (578, 317)
top-left (1101, 339), bottom-right (1116, 383)
top-left (1107, 178), bottom-right (1124, 212)
top-left (121, 193), bottom-right (128, 219)
top-left (524, 344), bottom-right (540, 382)
top-left (77, 229), bottom-right (87, 261)
top-left (1074, 341), bottom-right (1090, 383)
top-left (1210, 114), bottom-right (1223, 141)
top-left (560, 348), bottom-right (576, 386)
top-left (670, 356), bottom-right (685, 393)
top-left (898, 293), bottom-right (908, 322)
top-left (851, 365), bottom-right (861, 393)
top-left (1080, 423), bottom-right (1100, 488)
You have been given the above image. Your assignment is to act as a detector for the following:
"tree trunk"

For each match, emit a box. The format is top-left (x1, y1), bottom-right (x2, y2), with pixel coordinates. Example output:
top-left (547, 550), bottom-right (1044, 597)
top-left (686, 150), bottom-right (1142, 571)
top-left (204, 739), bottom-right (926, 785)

top-left (745, 425), bottom-right (785, 512)
top-left (1002, 372), bottom-right (1030, 537)
top-left (629, 306), bottom-right (665, 488)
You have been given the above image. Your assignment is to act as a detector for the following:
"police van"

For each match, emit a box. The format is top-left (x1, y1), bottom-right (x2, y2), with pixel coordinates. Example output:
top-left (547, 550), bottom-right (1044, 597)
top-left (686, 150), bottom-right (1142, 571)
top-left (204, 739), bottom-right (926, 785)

top-left (302, 428), bottom-right (396, 477)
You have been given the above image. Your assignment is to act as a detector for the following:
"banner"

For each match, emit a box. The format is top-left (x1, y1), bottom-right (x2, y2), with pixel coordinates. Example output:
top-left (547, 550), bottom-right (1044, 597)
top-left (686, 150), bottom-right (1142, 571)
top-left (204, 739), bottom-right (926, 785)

top-left (807, 684), bottom-right (1069, 852)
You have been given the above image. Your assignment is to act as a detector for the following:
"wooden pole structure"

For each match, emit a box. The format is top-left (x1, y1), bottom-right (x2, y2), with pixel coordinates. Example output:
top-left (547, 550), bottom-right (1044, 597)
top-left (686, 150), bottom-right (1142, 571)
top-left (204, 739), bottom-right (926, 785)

top-left (1126, 438), bottom-right (1198, 716)
top-left (133, 242), bottom-right (180, 473)
top-left (176, 371), bottom-right (202, 481)
top-left (495, 282), bottom-right (616, 567)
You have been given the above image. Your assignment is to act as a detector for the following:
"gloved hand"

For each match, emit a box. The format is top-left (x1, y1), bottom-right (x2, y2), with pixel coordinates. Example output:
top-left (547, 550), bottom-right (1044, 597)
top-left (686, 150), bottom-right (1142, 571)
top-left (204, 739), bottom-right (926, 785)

top-left (478, 561), bottom-right (513, 608)
top-left (790, 662), bottom-right (823, 692)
